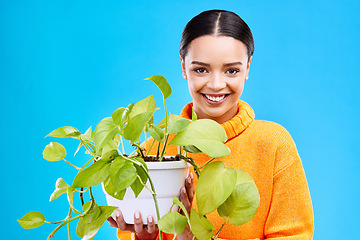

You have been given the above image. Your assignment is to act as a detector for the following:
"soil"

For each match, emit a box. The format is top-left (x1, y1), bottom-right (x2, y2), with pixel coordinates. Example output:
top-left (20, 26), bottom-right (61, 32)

top-left (143, 155), bottom-right (181, 162)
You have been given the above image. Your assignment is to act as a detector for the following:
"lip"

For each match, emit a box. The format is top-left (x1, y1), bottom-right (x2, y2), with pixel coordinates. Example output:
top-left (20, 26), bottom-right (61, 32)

top-left (201, 93), bottom-right (230, 105)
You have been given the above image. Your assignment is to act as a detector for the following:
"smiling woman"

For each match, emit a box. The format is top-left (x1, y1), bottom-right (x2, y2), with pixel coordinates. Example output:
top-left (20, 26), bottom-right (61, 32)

top-left (112, 9), bottom-right (314, 240)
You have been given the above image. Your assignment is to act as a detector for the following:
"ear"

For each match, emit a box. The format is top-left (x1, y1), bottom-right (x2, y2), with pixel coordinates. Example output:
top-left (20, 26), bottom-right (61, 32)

top-left (180, 55), bottom-right (187, 79)
top-left (245, 56), bottom-right (252, 81)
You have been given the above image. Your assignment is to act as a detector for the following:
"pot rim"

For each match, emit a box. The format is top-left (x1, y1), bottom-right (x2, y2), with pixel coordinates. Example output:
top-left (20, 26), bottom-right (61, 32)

top-left (145, 159), bottom-right (190, 170)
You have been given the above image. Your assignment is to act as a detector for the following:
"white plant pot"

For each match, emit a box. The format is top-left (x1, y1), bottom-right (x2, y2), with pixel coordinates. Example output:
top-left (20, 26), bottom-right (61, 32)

top-left (103, 159), bottom-right (190, 224)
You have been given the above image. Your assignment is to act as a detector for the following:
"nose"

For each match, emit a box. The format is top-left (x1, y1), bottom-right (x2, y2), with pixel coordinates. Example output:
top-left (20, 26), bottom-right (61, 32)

top-left (207, 73), bottom-right (226, 91)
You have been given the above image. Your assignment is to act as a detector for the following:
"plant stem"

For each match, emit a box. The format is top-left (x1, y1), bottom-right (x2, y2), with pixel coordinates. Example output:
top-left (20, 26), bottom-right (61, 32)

top-left (47, 215), bottom-right (81, 240)
top-left (212, 217), bottom-right (228, 240)
top-left (140, 164), bottom-right (163, 240)
top-left (181, 156), bottom-right (200, 178)
top-left (80, 188), bottom-right (85, 206)
top-left (62, 158), bottom-right (80, 170)
top-left (144, 131), bottom-right (147, 154)
top-left (120, 136), bottom-right (125, 155)
top-left (67, 208), bottom-right (71, 240)
top-left (75, 187), bottom-right (89, 193)
top-left (146, 138), bottom-right (155, 156)
top-left (86, 143), bottom-right (95, 151)
top-left (199, 158), bottom-right (215, 169)
top-left (80, 157), bottom-right (95, 170)
top-left (159, 135), bottom-right (169, 161)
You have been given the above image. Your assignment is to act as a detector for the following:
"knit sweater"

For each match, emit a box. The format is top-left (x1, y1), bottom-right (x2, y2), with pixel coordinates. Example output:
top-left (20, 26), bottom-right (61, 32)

top-left (117, 100), bottom-right (314, 240)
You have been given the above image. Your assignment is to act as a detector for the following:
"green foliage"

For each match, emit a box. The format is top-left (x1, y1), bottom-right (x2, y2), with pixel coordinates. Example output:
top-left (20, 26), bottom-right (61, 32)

top-left (17, 211), bottom-right (45, 229)
top-left (43, 142), bottom-right (66, 161)
top-left (19, 75), bottom-right (259, 240)
top-left (76, 206), bottom-right (117, 239)
top-left (169, 119), bottom-right (230, 158)
top-left (158, 212), bottom-right (187, 235)
top-left (50, 178), bottom-right (70, 201)
top-left (217, 170), bottom-right (260, 225)
top-left (46, 126), bottom-right (81, 139)
top-left (122, 109), bottom-right (157, 143)
top-left (94, 117), bottom-right (119, 153)
top-left (196, 161), bottom-right (237, 215)
top-left (145, 75), bottom-right (171, 99)
top-left (190, 209), bottom-right (214, 240)
top-left (72, 159), bottom-right (111, 188)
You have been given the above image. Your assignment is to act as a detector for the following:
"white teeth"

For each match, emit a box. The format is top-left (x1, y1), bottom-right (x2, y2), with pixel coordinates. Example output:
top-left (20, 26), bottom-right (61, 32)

top-left (205, 94), bottom-right (226, 102)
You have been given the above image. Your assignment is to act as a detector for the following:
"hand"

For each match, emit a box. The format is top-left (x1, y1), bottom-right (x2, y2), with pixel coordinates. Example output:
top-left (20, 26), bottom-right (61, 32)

top-left (178, 172), bottom-right (195, 240)
top-left (107, 210), bottom-right (158, 240)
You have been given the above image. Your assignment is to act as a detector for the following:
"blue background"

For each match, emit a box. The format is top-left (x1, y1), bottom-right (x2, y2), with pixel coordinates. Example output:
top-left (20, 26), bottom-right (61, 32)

top-left (1, 0), bottom-right (359, 239)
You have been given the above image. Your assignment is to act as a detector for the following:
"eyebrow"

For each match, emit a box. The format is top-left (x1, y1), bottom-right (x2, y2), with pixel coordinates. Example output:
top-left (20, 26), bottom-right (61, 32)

top-left (191, 61), bottom-right (243, 67)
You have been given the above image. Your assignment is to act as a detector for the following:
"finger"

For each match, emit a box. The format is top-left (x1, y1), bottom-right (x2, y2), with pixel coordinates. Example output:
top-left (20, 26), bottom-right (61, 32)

top-left (133, 211), bottom-right (144, 234)
top-left (146, 216), bottom-right (156, 234)
top-left (180, 186), bottom-right (191, 215)
top-left (185, 172), bottom-right (195, 204)
top-left (115, 210), bottom-right (130, 231)
top-left (107, 216), bottom-right (118, 228)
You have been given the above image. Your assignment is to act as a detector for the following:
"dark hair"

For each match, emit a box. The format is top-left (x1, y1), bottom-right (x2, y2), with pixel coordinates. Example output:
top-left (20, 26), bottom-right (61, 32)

top-left (180, 10), bottom-right (254, 61)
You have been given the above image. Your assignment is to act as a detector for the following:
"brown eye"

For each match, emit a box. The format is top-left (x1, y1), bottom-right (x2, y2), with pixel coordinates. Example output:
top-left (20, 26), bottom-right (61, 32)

top-left (226, 69), bottom-right (240, 75)
top-left (194, 68), bottom-right (207, 74)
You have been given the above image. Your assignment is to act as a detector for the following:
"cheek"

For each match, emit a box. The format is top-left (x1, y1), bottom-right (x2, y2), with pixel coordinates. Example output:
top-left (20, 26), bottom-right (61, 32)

top-left (229, 80), bottom-right (245, 96)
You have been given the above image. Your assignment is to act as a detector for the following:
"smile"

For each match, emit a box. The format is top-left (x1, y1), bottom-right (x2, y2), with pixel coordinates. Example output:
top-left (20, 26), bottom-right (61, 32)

top-left (202, 94), bottom-right (230, 104)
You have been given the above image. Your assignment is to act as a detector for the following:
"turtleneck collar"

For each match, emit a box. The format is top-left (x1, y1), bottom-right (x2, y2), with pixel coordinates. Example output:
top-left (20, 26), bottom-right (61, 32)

top-left (180, 100), bottom-right (255, 141)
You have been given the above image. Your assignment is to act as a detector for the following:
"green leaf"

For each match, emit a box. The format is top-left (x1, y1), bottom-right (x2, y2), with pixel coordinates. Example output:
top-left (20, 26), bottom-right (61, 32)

top-left (130, 157), bottom-right (148, 197)
top-left (217, 170), bottom-right (260, 225)
top-left (43, 142), bottom-right (66, 161)
top-left (145, 75), bottom-right (172, 99)
top-left (129, 95), bottom-right (157, 119)
top-left (192, 108), bottom-right (198, 121)
top-left (168, 115), bottom-right (190, 134)
top-left (18, 211), bottom-right (45, 229)
top-left (121, 103), bottom-right (134, 128)
top-left (109, 156), bottom-right (137, 191)
top-left (76, 206), bottom-right (117, 239)
top-left (72, 159), bottom-right (111, 188)
top-left (46, 126), bottom-right (81, 139)
top-left (169, 119), bottom-right (230, 158)
top-left (196, 161), bottom-right (237, 215)
top-left (101, 139), bottom-right (119, 160)
top-left (112, 107), bottom-right (126, 127)
top-left (157, 114), bottom-right (184, 129)
top-left (103, 176), bottom-right (127, 200)
top-left (158, 212), bottom-right (187, 235)
top-left (182, 145), bottom-right (202, 153)
top-left (94, 117), bottom-right (120, 153)
top-left (66, 186), bottom-right (81, 214)
top-left (189, 209), bottom-right (214, 240)
top-left (82, 202), bottom-right (102, 223)
top-left (122, 109), bottom-right (157, 143)
top-left (147, 124), bottom-right (164, 142)
top-left (172, 197), bottom-right (190, 225)
top-left (50, 178), bottom-right (70, 201)
top-left (80, 126), bottom-right (93, 143)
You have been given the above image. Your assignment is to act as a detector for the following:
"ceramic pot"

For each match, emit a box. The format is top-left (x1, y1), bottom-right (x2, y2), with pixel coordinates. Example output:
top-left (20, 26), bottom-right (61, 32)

top-left (103, 159), bottom-right (190, 224)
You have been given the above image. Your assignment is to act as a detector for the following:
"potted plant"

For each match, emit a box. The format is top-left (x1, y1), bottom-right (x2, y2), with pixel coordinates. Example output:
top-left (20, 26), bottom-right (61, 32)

top-left (17, 75), bottom-right (260, 240)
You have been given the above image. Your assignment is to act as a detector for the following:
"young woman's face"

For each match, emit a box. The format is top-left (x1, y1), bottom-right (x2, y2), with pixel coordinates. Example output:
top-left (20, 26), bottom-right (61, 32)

top-left (180, 35), bottom-right (252, 124)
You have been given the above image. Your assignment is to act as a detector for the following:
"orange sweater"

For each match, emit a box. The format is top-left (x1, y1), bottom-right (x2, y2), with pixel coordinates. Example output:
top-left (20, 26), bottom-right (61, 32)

top-left (117, 100), bottom-right (314, 240)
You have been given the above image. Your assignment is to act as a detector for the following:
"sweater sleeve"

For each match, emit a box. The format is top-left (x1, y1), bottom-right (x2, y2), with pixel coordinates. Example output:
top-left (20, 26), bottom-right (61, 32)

top-left (264, 127), bottom-right (314, 239)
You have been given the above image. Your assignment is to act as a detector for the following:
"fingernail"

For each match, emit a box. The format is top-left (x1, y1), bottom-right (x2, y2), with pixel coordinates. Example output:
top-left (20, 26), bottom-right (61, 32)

top-left (190, 172), bottom-right (193, 180)
top-left (187, 176), bottom-right (191, 184)
top-left (116, 210), bottom-right (120, 218)
top-left (135, 211), bottom-right (140, 219)
top-left (148, 216), bottom-right (153, 223)
top-left (182, 187), bottom-right (186, 194)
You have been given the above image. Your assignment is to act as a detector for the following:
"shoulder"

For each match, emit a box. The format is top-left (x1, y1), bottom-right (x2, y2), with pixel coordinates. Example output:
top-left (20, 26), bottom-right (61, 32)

top-left (249, 120), bottom-right (294, 147)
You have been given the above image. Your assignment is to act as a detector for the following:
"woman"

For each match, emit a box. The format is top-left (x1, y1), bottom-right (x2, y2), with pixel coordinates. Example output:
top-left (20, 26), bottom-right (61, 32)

top-left (108, 10), bottom-right (314, 240)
